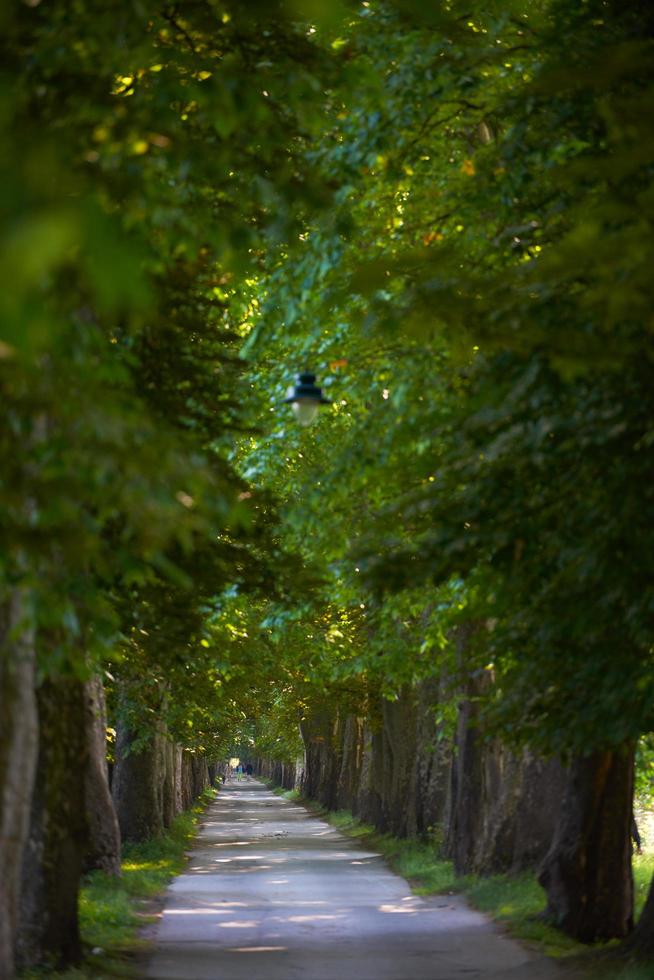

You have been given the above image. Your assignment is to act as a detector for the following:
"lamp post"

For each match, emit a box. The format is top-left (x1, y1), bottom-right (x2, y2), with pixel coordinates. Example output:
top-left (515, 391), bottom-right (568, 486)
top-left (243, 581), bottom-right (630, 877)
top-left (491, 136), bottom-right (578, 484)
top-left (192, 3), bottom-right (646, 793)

top-left (284, 372), bottom-right (331, 426)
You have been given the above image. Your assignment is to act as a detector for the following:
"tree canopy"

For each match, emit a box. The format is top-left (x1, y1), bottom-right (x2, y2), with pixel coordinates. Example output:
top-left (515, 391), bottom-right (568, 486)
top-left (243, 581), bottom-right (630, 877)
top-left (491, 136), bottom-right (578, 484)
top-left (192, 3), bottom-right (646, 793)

top-left (2, 0), bottom-right (653, 783)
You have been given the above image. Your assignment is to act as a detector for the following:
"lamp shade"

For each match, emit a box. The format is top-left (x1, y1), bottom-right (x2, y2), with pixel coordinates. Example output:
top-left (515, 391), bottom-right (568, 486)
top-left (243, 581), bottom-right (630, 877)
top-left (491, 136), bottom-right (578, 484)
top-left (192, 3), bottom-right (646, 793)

top-left (284, 372), bottom-right (331, 426)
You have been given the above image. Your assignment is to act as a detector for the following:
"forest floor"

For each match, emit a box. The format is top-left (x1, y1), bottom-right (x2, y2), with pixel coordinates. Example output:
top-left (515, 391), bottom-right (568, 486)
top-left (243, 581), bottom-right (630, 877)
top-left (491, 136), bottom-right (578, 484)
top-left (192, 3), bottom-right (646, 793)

top-left (144, 780), bottom-right (579, 980)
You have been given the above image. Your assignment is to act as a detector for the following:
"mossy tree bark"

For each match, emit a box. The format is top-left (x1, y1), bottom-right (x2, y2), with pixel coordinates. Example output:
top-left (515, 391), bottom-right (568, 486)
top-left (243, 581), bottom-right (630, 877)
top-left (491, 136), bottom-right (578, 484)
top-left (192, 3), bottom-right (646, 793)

top-left (83, 676), bottom-right (120, 875)
top-left (538, 746), bottom-right (634, 942)
top-left (336, 715), bottom-right (364, 810)
top-left (443, 680), bottom-right (566, 875)
top-left (300, 710), bottom-right (341, 809)
top-left (444, 678), bottom-right (486, 875)
top-left (379, 690), bottom-right (419, 836)
top-left (356, 720), bottom-right (385, 827)
top-left (162, 739), bottom-right (176, 829)
top-left (16, 676), bottom-right (89, 970)
top-left (415, 679), bottom-right (451, 838)
top-left (180, 750), bottom-right (194, 810)
top-left (174, 746), bottom-right (184, 813)
top-left (112, 722), bottom-right (165, 843)
top-left (190, 754), bottom-right (209, 800)
top-left (507, 752), bottom-right (567, 874)
top-left (0, 592), bottom-right (39, 980)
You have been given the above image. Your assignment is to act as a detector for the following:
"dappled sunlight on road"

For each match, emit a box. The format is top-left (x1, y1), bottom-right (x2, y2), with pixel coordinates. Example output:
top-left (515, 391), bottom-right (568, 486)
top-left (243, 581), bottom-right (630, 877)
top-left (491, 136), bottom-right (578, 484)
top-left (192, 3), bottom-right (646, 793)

top-left (147, 780), bottom-right (552, 979)
top-left (284, 914), bottom-right (341, 923)
top-left (226, 946), bottom-right (288, 953)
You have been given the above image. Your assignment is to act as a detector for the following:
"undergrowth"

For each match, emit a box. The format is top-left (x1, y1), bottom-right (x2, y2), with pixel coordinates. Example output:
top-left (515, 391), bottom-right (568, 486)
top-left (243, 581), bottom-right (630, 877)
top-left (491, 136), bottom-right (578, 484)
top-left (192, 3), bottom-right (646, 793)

top-left (634, 855), bottom-right (654, 920)
top-left (271, 785), bottom-right (302, 802)
top-left (20, 788), bottom-right (216, 979)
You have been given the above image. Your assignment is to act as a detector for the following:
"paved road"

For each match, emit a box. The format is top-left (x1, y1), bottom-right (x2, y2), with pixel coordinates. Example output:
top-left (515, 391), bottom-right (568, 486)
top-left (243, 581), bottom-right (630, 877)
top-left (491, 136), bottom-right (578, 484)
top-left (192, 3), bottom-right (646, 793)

top-left (146, 780), bottom-right (576, 980)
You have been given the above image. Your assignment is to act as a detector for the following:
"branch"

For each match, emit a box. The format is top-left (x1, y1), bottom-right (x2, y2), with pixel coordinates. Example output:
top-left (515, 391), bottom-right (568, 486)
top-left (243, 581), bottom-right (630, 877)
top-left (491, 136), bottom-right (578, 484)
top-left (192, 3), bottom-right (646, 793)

top-left (162, 6), bottom-right (198, 55)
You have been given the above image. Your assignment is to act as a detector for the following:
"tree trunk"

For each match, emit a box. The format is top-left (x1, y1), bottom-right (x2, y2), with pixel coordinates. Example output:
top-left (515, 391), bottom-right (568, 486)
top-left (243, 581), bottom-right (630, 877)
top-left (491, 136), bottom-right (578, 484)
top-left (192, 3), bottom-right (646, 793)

top-left (162, 739), bottom-right (176, 828)
top-left (112, 722), bottom-right (164, 843)
top-left (16, 676), bottom-right (89, 970)
top-left (0, 591), bottom-right (39, 980)
top-left (444, 681), bottom-right (486, 874)
top-left (356, 721), bottom-right (385, 827)
top-left (181, 751), bottom-right (193, 810)
top-left (538, 746), bottom-right (634, 942)
top-left (336, 715), bottom-right (364, 810)
top-left (174, 745), bottom-right (184, 815)
top-left (380, 690), bottom-right (419, 836)
top-left (83, 676), bottom-right (121, 875)
top-left (190, 754), bottom-right (208, 800)
top-left (509, 752), bottom-right (567, 873)
top-left (415, 678), bottom-right (451, 838)
top-left (300, 710), bottom-right (341, 808)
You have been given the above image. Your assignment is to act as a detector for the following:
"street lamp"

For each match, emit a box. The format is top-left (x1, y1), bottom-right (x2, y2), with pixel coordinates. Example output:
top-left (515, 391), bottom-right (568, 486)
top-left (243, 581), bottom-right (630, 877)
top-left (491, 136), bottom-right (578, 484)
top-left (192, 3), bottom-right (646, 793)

top-left (284, 372), bottom-right (331, 427)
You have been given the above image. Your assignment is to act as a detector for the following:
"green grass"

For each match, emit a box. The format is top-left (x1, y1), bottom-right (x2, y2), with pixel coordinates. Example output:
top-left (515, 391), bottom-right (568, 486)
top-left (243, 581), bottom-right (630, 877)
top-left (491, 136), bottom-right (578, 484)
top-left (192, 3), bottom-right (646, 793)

top-left (458, 872), bottom-right (583, 956)
top-left (328, 810), bottom-right (459, 892)
top-left (21, 789), bottom-right (216, 978)
top-left (634, 854), bottom-right (654, 920)
top-left (271, 785), bottom-right (302, 802)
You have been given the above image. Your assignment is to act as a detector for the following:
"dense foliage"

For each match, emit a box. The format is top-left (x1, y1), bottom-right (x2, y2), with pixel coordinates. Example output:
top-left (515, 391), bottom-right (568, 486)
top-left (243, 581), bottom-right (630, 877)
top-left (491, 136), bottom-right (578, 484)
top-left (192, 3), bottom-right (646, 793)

top-left (2, 0), bottom-right (653, 785)
top-left (1, 0), bottom-right (343, 749)
top-left (236, 0), bottom-right (654, 757)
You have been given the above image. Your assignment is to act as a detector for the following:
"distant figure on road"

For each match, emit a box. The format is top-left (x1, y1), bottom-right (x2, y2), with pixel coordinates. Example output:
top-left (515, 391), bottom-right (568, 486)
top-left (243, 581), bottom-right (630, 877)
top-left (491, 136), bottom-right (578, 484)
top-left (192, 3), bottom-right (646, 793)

top-left (246, 763), bottom-right (253, 778)
top-left (632, 813), bottom-right (643, 855)
top-left (236, 763), bottom-right (243, 781)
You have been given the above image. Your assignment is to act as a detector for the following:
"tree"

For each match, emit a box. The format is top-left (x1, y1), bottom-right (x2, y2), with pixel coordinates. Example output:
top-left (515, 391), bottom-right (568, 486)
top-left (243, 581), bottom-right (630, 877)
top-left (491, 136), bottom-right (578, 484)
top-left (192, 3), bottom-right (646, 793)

top-left (239, 0), bottom-right (654, 944)
top-left (1, 1), bottom-right (344, 972)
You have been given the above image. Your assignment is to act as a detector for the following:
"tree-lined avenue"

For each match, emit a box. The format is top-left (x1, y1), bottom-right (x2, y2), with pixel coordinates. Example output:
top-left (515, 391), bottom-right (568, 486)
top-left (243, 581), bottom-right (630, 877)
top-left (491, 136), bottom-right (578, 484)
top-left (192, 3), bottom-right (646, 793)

top-left (147, 782), bottom-right (571, 980)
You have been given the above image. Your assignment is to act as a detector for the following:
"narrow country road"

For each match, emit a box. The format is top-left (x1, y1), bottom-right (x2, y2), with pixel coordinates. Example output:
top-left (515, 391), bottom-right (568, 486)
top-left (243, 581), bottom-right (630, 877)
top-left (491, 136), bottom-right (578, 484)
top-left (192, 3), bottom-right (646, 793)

top-left (146, 781), bottom-right (577, 980)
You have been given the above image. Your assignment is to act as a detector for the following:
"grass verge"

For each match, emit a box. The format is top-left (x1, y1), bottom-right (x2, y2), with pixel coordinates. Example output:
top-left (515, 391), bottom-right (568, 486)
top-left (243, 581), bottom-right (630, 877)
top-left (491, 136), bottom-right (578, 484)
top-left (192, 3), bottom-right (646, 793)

top-left (270, 785), bottom-right (302, 802)
top-left (21, 788), bottom-right (216, 979)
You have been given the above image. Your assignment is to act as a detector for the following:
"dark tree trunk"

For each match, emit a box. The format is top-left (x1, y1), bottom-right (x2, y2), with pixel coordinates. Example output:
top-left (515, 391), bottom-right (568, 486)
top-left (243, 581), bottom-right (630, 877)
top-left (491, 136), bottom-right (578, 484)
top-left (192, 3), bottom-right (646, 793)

top-left (279, 760), bottom-right (297, 790)
top-left (415, 678), bottom-right (451, 838)
top-left (444, 681), bottom-right (486, 874)
top-left (443, 623), bottom-right (484, 872)
top-left (180, 751), bottom-right (194, 810)
top-left (0, 592), bottom-right (39, 980)
top-left (539, 746), bottom-right (634, 942)
top-left (190, 754), bottom-right (208, 800)
top-left (112, 723), bottom-right (164, 843)
top-left (379, 690), bottom-right (419, 836)
top-left (509, 753), bottom-right (567, 873)
top-left (174, 746), bottom-right (184, 814)
top-left (356, 721), bottom-right (385, 827)
top-left (336, 715), bottom-right (364, 810)
top-left (83, 677), bottom-right (120, 875)
top-left (162, 739), bottom-right (176, 828)
top-left (444, 621), bottom-right (566, 876)
top-left (300, 710), bottom-right (341, 808)
top-left (16, 676), bottom-right (89, 970)
top-left (259, 754), bottom-right (303, 791)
